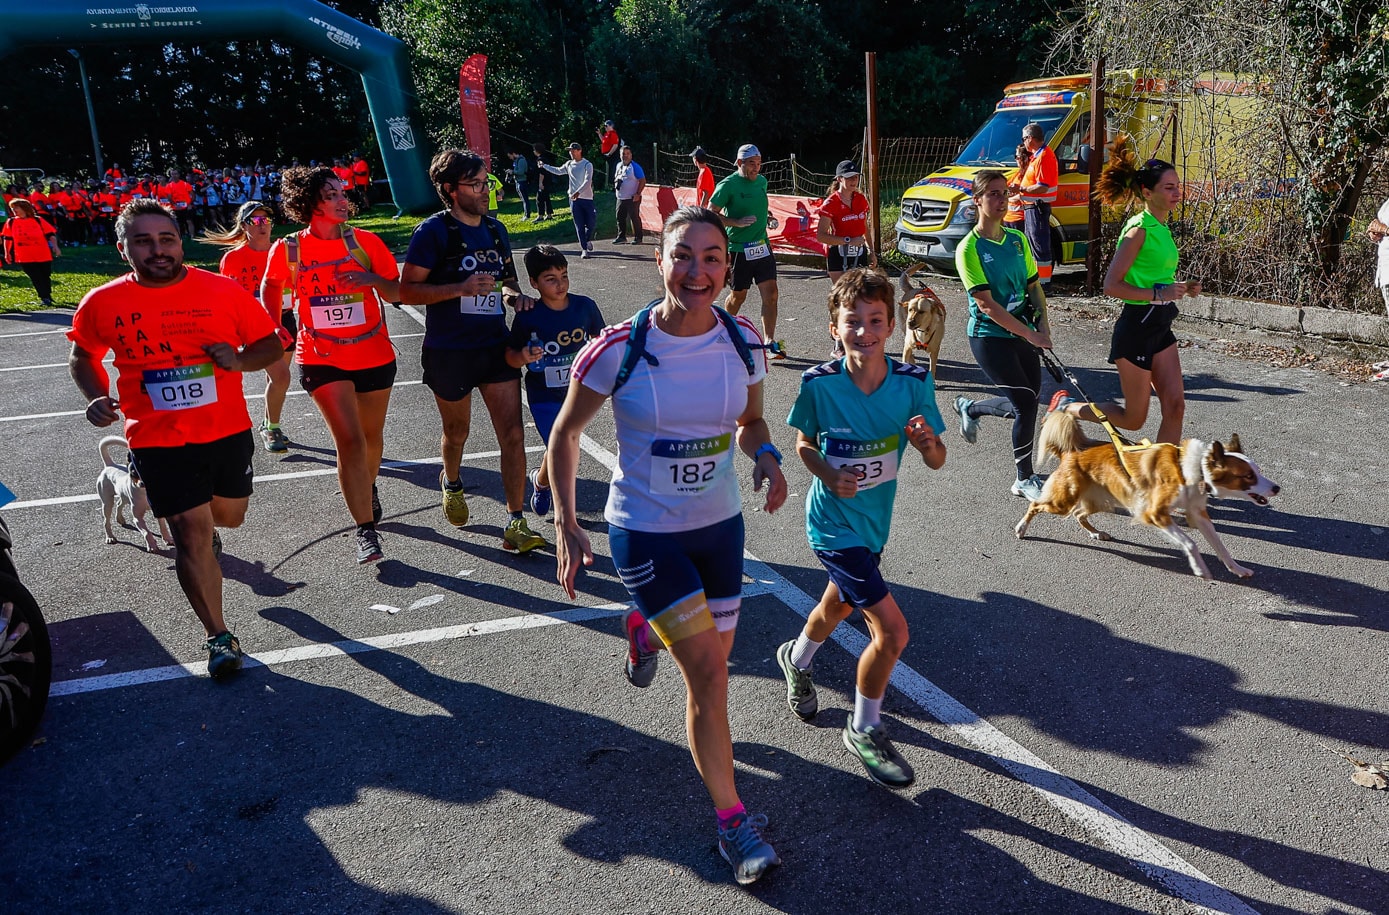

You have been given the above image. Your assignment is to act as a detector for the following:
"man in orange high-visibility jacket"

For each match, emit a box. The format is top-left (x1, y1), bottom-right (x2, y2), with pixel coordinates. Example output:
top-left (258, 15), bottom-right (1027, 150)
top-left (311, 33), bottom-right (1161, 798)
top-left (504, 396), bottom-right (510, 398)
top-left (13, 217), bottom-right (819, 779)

top-left (1017, 122), bottom-right (1058, 287)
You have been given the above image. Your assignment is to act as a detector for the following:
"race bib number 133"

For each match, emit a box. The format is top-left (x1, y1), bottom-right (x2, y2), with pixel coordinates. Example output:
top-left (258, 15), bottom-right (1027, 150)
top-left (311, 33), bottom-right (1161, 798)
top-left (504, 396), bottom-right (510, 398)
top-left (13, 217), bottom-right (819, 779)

top-left (824, 435), bottom-right (899, 490)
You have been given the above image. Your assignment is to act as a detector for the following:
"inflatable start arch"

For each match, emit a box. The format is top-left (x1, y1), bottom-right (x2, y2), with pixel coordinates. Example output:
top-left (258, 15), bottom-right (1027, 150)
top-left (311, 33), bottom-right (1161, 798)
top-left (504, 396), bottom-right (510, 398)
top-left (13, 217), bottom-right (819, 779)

top-left (0, 0), bottom-right (436, 213)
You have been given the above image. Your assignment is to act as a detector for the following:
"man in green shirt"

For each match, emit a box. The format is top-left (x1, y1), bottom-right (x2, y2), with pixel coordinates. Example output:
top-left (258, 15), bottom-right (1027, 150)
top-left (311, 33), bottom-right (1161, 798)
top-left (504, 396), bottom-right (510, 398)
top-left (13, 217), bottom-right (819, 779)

top-left (710, 144), bottom-right (785, 359)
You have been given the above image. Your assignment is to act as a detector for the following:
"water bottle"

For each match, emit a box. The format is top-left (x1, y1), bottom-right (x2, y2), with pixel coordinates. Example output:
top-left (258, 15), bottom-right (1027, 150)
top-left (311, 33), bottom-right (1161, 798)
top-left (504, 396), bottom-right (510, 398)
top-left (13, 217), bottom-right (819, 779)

top-left (528, 331), bottom-right (543, 361)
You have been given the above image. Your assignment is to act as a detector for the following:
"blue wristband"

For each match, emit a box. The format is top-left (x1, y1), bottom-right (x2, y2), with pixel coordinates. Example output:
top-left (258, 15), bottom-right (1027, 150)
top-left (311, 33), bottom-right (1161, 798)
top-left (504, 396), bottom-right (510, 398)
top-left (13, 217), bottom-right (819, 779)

top-left (754, 442), bottom-right (782, 465)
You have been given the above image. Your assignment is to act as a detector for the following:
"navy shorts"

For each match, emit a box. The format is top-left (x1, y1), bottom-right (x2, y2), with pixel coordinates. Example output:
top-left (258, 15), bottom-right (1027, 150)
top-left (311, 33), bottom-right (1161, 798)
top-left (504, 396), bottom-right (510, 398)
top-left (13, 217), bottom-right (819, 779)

top-left (299, 359), bottom-right (397, 394)
top-left (422, 344), bottom-right (520, 402)
top-left (730, 248), bottom-right (777, 291)
top-left (814, 546), bottom-right (889, 610)
top-left (131, 428), bottom-right (255, 519)
top-left (609, 514), bottom-right (744, 645)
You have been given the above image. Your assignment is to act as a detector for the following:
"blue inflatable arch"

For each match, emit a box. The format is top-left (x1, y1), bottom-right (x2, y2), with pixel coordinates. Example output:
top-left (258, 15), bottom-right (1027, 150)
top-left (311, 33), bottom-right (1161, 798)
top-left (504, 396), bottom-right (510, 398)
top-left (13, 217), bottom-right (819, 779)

top-left (0, 0), bottom-right (435, 213)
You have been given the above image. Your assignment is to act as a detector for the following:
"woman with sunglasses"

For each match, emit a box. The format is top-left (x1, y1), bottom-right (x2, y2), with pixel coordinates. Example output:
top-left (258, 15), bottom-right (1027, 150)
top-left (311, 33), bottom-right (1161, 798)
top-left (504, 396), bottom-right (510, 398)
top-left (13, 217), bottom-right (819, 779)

top-left (205, 201), bottom-right (295, 453)
top-left (1051, 140), bottom-right (1200, 444)
top-left (262, 167), bottom-right (401, 565)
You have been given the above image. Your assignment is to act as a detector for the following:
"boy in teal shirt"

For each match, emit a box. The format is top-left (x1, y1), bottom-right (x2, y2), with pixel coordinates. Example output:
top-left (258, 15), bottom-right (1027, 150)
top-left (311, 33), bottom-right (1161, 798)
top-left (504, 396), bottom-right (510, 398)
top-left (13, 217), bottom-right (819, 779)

top-left (779, 268), bottom-right (947, 789)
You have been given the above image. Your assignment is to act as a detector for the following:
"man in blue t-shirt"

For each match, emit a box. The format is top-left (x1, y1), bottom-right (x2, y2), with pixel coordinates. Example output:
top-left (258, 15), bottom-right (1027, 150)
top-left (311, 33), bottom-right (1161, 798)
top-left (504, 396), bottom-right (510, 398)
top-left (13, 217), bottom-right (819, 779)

top-left (504, 245), bottom-right (606, 517)
top-left (777, 269), bottom-right (946, 792)
top-left (399, 148), bottom-right (545, 554)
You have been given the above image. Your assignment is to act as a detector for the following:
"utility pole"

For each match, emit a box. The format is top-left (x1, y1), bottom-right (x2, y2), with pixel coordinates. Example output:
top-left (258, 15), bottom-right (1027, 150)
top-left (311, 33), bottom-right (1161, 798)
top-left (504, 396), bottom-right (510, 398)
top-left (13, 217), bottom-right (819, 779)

top-left (1086, 57), bottom-right (1105, 296)
top-left (68, 49), bottom-right (104, 178)
top-left (865, 52), bottom-right (881, 257)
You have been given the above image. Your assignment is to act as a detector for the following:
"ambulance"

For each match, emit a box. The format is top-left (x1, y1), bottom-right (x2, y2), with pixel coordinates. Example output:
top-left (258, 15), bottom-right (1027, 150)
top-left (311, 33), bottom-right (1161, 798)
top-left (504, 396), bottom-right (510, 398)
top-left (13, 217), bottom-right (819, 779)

top-left (894, 70), bottom-right (1272, 272)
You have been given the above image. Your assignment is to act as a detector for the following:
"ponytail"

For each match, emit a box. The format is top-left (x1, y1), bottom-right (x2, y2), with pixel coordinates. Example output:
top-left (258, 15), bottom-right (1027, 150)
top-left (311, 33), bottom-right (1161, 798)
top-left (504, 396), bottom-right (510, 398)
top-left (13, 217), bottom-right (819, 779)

top-left (1095, 134), bottom-right (1177, 206)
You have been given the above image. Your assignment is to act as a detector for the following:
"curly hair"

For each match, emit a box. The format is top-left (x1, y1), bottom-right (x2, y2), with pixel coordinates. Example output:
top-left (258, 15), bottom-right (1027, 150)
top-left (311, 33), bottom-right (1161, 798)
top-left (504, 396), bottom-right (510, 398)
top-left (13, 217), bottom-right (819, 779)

top-left (1094, 134), bottom-right (1176, 207)
top-left (279, 165), bottom-right (349, 224)
top-left (827, 267), bottom-right (895, 320)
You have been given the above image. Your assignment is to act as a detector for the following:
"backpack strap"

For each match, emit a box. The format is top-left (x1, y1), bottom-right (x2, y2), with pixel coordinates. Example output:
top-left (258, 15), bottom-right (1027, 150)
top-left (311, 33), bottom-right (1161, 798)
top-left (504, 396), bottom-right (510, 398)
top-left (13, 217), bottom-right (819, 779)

top-left (612, 301), bottom-right (661, 394)
top-left (340, 225), bottom-right (371, 270)
top-left (712, 306), bottom-right (759, 378)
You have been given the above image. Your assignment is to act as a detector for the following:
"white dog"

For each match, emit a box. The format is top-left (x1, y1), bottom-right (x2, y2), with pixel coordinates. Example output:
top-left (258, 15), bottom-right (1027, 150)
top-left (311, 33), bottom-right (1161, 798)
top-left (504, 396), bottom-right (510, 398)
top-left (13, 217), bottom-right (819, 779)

top-left (97, 436), bottom-right (170, 552)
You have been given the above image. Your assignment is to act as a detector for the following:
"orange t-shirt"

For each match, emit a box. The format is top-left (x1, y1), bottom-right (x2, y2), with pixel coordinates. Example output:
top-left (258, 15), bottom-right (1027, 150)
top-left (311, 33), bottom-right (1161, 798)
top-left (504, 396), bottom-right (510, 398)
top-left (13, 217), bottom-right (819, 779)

top-left (28, 191), bottom-right (51, 214)
top-left (1, 216), bottom-right (57, 263)
top-left (263, 227), bottom-right (397, 369)
top-left (68, 268), bottom-right (278, 449)
top-left (219, 244), bottom-right (291, 311)
top-left (333, 165), bottom-right (354, 185)
top-left (351, 159), bottom-right (371, 187)
top-left (93, 192), bottom-right (120, 216)
top-left (166, 181), bottom-right (194, 209)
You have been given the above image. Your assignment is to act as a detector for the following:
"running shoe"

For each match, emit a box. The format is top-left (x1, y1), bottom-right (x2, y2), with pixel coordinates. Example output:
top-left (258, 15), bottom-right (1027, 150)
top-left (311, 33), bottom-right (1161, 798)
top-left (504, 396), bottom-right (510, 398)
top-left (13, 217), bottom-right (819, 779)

top-left (371, 484), bottom-right (383, 524)
top-left (528, 468), bottom-right (552, 517)
top-left (502, 517), bottom-right (546, 554)
top-left (1048, 388), bottom-right (1075, 412)
top-left (440, 471), bottom-right (469, 527)
top-left (1010, 474), bottom-right (1047, 502)
top-left (356, 527), bottom-right (384, 564)
top-left (842, 722), bottom-right (916, 789)
top-left (953, 396), bottom-right (979, 444)
top-left (624, 608), bottom-right (658, 688)
top-left (768, 340), bottom-right (788, 361)
top-left (580, 249), bottom-right (590, 260)
top-left (259, 424), bottom-right (289, 453)
top-left (775, 639), bottom-right (818, 721)
top-left (205, 631), bottom-right (244, 681)
top-left (717, 813), bottom-right (780, 885)
top-left (612, 237), bottom-right (628, 245)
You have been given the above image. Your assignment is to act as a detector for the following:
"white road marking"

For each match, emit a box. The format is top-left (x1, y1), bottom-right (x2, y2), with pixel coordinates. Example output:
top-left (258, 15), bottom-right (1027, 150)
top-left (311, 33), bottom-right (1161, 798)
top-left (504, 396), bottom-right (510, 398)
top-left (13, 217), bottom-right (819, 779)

top-left (0, 380), bottom-right (425, 424)
top-left (1, 358), bottom-right (108, 373)
top-left (0, 327), bottom-right (71, 339)
top-left (3, 445), bottom-right (545, 510)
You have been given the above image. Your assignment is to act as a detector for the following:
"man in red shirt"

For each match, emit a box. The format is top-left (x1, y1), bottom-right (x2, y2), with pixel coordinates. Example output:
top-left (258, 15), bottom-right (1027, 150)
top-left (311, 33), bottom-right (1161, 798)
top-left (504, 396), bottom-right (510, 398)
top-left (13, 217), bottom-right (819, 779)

top-left (1016, 123), bottom-right (1059, 287)
top-left (332, 158), bottom-right (354, 188)
top-left (691, 146), bottom-right (715, 207)
top-left (90, 182), bottom-right (119, 245)
top-left (68, 200), bottom-right (282, 680)
top-left (164, 171), bottom-right (195, 236)
top-left (596, 120), bottom-right (620, 185)
top-left (350, 152), bottom-right (372, 208)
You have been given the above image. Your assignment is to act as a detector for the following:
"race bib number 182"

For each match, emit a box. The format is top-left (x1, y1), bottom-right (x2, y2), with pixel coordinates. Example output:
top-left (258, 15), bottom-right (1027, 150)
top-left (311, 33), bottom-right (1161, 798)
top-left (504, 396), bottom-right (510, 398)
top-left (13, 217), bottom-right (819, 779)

top-left (650, 434), bottom-right (732, 496)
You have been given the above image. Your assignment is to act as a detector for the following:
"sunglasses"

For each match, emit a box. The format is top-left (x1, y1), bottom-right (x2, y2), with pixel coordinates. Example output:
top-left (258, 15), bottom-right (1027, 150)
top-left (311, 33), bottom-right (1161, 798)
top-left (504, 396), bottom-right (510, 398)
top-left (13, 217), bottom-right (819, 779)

top-left (244, 215), bottom-right (272, 226)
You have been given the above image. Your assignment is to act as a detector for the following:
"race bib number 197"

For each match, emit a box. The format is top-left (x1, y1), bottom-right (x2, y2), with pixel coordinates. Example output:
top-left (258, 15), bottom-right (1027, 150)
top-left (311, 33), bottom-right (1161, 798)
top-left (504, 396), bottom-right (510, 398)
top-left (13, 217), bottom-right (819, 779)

top-left (309, 292), bottom-right (367, 330)
top-left (144, 363), bottom-right (218, 412)
top-left (824, 435), bottom-right (899, 490)
top-left (650, 434), bottom-right (732, 496)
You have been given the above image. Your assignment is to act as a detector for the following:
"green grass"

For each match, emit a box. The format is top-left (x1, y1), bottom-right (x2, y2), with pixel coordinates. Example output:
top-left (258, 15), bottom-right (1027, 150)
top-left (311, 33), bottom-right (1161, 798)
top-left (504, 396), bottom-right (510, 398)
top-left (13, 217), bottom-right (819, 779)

top-left (0, 196), bottom-right (618, 313)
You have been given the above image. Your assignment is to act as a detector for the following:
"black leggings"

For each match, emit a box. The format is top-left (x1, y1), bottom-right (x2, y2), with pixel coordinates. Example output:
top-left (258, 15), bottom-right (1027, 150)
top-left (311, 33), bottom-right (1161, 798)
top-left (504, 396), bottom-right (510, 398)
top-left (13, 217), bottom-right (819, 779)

top-left (967, 334), bottom-right (1042, 479)
top-left (19, 261), bottom-right (54, 303)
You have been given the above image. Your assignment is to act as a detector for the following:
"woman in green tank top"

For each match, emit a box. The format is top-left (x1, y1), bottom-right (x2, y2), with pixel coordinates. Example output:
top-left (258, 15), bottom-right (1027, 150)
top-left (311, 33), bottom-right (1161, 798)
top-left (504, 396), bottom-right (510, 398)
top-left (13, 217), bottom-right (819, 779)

top-left (1052, 141), bottom-right (1201, 444)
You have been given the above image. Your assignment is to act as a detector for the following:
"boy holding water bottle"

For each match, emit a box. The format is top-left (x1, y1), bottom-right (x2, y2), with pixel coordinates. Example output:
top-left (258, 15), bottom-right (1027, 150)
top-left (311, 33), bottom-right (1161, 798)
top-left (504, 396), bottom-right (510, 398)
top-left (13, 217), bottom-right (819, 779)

top-left (507, 244), bottom-right (606, 517)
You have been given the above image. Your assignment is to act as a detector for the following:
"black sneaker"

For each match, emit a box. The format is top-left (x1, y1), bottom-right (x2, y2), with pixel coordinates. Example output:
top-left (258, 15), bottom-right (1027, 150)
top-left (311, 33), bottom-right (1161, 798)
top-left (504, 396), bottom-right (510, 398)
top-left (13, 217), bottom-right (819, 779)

top-left (717, 813), bottom-right (780, 885)
top-left (775, 640), bottom-right (818, 721)
top-left (843, 722), bottom-right (916, 789)
top-left (205, 631), bottom-right (243, 681)
top-left (356, 527), bottom-right (384, 564)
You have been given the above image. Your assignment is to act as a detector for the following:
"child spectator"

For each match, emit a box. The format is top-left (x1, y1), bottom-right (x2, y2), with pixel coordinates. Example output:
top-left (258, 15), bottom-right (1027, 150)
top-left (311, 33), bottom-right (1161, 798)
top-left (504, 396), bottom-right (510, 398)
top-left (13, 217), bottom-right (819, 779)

top-left (505, 245), bottom-right (606, 516)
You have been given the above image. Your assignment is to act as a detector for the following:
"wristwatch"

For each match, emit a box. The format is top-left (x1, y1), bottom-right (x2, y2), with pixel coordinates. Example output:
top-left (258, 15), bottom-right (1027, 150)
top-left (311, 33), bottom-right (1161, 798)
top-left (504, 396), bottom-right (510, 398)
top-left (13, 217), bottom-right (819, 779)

top-left (754, 442), bottom-right (783, 465)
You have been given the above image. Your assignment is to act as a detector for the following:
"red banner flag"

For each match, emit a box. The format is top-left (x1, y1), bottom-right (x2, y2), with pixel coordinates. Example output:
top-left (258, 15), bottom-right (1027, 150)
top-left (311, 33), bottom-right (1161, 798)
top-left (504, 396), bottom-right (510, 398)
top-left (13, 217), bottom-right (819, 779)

top-left (459, 54), bottom-right (491, 166)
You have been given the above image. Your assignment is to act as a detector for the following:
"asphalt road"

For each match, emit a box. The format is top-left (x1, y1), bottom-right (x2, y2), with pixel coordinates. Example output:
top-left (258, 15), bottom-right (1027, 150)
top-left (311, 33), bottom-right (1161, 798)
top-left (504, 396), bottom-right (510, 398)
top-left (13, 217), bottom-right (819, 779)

top-left (2, 242), bottom-right (1386, 914)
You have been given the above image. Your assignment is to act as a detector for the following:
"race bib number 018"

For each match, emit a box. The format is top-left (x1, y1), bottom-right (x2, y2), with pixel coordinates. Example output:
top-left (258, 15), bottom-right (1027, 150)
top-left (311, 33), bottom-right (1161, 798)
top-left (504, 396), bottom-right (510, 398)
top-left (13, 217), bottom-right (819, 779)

top-left (824, 435), bottom-right (899, 490)
top-left (143, 362), bottom-right (218, 412)
top-left (743, 242), bottom-right (770, 260)
top-left (309, 292), bottom-right (367, 330)
top-left (650, 434), bottom-right (732, 496)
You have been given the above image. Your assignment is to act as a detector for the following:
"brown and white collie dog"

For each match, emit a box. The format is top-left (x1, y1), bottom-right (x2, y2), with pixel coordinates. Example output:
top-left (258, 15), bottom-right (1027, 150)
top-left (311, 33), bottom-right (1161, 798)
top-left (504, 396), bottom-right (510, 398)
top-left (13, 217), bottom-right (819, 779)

top-left (1014, 411), bottom-right (1280, 579)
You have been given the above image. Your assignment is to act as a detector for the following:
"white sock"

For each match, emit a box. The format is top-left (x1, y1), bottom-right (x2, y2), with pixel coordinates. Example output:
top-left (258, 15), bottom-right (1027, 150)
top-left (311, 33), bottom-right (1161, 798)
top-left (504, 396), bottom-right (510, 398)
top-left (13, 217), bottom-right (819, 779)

top-left (852, 690), bottom-right (882, 732)
top-left (789, 633), bottom-right (823, 670)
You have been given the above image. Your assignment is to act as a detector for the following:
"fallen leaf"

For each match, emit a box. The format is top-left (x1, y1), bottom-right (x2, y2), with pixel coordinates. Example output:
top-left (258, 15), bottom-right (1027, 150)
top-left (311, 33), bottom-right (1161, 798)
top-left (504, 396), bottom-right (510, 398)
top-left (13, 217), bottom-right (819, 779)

top-left (1351, 769), bottom-right (1388, 789)
top-left (368, 604), bottom-right (401, 615)
top-left (408, 595), bottom-right (445, 610)
top-left (81, 659), bottom-right (107, 671)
